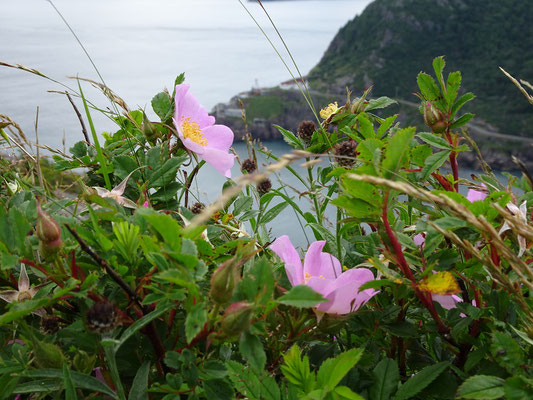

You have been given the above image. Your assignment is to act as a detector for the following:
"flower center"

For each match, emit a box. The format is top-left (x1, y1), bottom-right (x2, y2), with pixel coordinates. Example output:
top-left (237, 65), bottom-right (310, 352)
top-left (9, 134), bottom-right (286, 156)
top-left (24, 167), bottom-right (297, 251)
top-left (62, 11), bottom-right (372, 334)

top-left (17, 291), bottom-right (32, 301)
top-left (181, 117), bottom-right (207, 146)
top-left (304, 272), bottom-right (325, 283)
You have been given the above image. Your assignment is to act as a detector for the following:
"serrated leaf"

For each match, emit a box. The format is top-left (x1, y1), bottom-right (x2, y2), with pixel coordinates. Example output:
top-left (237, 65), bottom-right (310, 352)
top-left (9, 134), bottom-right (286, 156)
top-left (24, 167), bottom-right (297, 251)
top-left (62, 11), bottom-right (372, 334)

top-left (62, 365), bottom-right (77, 400)
top-left (332, 196), bottom-right (380, 219)
top-left (432, 56), bottom-right (446, 92)
top-left (203, 379), bottom-right (234, 400)
top-left (260, 202), bottom-right (289, 224)
top-left (239, 332), bottom-right (267, 373)
top-left (381, 128), bottom-right (415, 179)
top-left (417, 73), bottom-right (442, 105)
top-left (275, 125), bottom-right (304, 149)
top-left (185, 302), bottom-right (207, 344)
top-left (129, 362), bottom-right (150, 400)
top-left (317, 348), bottom-right (363, 391)
top-left (456, 375), bottom-right (505, 399)
top-left (393, 362), bottom-right (449, 400)
top-left (341, 176), bottom-right (382, 205)
top-left (377, 115), bottom-right (398, 137)
top-left (227, 361), bottom-right (262, 399)
top-left (148, 155), bottom-right (187, 188)
top-left (366, 97), bottom-right (398, 112)
top-left (335, 386), bottom-right (365, 400)
top-left (417, 132), bottom-right (452, 150)
top-left (446, 71), bottom-right (462, 106)
top-left (151, 92), bottom-right (172, 121)
top-left (278, 285), bottom-right (326, 308)
top-left (451, 93), bottom-right (475, 118)
top-left (421, 150), bottom-right (451, 180)
top-left (450, 113), bottom-right (475, 130)
top-left (357, 114), bottom-right (375, 139)
top-left (369, 359), bottom-right (399, 400)
top-left (357, 138), bottom-right (383, 162)
top-left (411, 144), bottom-right (432, 167)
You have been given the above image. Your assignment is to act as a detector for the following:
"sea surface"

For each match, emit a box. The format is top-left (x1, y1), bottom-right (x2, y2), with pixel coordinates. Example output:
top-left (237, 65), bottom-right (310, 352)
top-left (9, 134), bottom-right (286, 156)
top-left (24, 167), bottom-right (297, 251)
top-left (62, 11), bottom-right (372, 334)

top-left (0, 0), bottom-right (372, 150)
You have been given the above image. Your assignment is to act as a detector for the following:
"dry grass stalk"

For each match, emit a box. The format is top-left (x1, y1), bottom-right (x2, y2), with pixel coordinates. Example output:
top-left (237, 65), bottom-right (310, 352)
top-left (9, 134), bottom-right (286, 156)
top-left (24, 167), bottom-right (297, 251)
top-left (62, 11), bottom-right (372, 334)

top-left (187, 151), bottom-right (305, 228)
top-left (68, 76), bottom-right (130, 114)
top-left (0, 114), bottom-right (31, 147)
top-left (499, 67), bottom-right (533, 106)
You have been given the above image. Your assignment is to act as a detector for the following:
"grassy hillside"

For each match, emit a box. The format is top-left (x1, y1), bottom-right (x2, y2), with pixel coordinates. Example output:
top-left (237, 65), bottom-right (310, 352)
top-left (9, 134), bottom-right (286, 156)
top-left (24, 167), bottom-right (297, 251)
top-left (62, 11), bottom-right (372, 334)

top-left (308, 0), bottom-right (533, 136)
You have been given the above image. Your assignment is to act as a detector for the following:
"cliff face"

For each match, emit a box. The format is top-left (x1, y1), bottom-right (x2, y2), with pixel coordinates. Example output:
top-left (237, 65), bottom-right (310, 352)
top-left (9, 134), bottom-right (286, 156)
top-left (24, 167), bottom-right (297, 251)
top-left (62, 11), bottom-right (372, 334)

top-left (308, 0), bottom-right (533, 137)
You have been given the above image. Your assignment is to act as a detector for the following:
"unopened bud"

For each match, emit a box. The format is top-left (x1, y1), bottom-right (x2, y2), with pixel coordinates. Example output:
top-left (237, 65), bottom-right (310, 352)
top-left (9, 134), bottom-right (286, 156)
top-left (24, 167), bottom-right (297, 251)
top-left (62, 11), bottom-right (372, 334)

top-left (351, 97), bottom-right (367, 114)
top-left (142, 113), bottom-right (159, 144)
top-left (220, 302), bottom-right (254, 337)
top-left (210, 258), bottom-right (240, 304)
top-left (36, 202), bottom-right (63, 259)
top-left (423, 102), bottom-right (447, 133)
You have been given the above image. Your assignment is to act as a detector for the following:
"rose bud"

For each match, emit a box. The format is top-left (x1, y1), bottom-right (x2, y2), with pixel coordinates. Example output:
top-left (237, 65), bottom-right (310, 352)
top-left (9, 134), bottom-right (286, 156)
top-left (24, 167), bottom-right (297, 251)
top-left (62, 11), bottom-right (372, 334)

top-left (36, 202), bottom-right (63, 259)
top-left (209, 258), bottom-right (240, 305)
top-left (423, 102), bottom-right (447, 133)
top-left (220, 301), bottom-right (254, 337)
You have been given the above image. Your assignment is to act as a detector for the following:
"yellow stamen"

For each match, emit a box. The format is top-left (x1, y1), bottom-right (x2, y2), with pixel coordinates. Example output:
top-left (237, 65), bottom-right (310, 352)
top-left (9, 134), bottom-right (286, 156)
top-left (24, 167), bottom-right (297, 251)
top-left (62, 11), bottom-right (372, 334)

top-left (320, 102), bottom-right (339, 119)
top-left (304, 272), bottom-right (311, 283)
top-left (181, 117), bottom-right (207, 146)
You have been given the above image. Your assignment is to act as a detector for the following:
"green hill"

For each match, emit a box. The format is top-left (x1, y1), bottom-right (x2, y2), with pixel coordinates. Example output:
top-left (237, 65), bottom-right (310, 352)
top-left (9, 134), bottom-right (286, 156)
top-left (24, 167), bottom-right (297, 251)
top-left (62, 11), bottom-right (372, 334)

top-left (308, 0), bottom-right (533, 137)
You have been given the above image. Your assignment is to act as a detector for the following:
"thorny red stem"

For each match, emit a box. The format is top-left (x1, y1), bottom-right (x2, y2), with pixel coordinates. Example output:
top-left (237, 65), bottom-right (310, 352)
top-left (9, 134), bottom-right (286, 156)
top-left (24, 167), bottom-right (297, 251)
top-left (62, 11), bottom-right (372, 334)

top-left (445, 131), bottom-right (459, 192)
top-left (381, 191), bottom-right (450, 334)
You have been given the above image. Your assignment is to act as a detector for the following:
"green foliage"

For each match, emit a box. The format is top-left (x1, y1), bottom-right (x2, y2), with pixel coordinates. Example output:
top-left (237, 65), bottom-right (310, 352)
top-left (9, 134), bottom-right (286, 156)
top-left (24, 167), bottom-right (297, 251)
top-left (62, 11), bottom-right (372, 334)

top-left (0, 59), bottom-right (531, 400)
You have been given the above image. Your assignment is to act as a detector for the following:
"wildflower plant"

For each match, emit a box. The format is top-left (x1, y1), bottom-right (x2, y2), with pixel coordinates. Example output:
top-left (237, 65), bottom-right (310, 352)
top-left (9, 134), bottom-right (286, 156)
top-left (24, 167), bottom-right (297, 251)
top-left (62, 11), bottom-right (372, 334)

top-left (0, 48), bottom-right (532, 400)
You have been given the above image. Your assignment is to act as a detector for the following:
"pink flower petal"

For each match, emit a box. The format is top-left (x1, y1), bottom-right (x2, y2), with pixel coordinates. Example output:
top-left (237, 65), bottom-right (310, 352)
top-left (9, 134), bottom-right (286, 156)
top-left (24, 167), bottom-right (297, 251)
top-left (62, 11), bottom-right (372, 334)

top-left (202, 124), bottom-right (234, 152)
top-left (174, 84), bottom-right (214, 129)
top-left (270, 235), bottom-right (304, 286)
top-left (316, 268), bottom-right (377, 315)
top-left (199, 147), bottom-right (235, 178)
top-left (432, 294), bottom-right (462, 310)
top-left (303, 241), bottom-right (342, 281)
top-left (466, 184), bottom-right (487, 203)
top-left (414, 233), bottom-right (426, 247)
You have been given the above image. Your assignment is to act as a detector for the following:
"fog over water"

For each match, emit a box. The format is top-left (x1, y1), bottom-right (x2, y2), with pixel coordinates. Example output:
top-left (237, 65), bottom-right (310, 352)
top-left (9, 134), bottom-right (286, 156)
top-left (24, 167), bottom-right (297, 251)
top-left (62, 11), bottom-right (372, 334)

top-left (0, 0), bottom-right (372, 149)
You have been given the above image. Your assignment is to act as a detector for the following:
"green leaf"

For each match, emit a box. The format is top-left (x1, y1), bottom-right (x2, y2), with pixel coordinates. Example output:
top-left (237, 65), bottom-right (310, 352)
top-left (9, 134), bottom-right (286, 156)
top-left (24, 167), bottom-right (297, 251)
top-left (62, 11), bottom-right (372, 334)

top-left (239, 332), bottom-right (267, 373)
top-left (417, 132), bottom-right (452, 150)
top-left (421, 150), bottom-right (451, 180)
top-left (432, 56), bottom-right (446, 92)
top-left (275, 125), bottom-right (304, 149)
top-left (450, 113), bottom-right (475, 130)
top-left (411, 144), bottom-right (432, 167)
top-left (141, 211), bottom-right (181, 249)
top-left (357, 114), bottom-right (375, 139)
top-left (417, 73), bottom-right (442, 103)
top-left (381, 128), bottom-right (415, 179)
top-left (446, 71), bottom-right (462, 106)
top-left (128, 362), bottom-right (150, 400)
top-left (233, 196), bottom-right (253, 216)
top-left (260, 202), bottom-right (289, 224)
top-left (331, 195), bottom-right (380, 219)
top-left (490, 332), bottom-right (523, 370)
top-left (393, 362), bottom-right (450, 400)
top-left (456, 375), bottom-right (505, 399)
top-left (377, 115), bottom-right (398, 137)
top-left (116, 303), bottom-right (172, 351)
top-left (203, 379), bottom-right (234, 400)
top-left (185, 302), bottom-right (207, 344)
top-left (226, 361), bottom-right (262, 399)
top-left (341, 176), bottom-right (382, 205)
top-left (335, 386), bottom-right (365, 400)
top-left (451, 93), bottom-right (475, 118)
top-left (260, 375), bottom-right (281, 400)
top-left (151, 92), bottom-right (172, 121)
top-left (148, 155), bottom-right (187, 188)
top-left (281, 345), bottom-right (315, 394)
top-left (151, 182), bottom-right (181, 202)
top-left (504, 377), bottom-right (533, 400)
top-left (13, 379), bottom-right (62, 393)
top-left (317, 348), bottom-right (363, 392)
top-left (357, 138), bottom-right (383, 162)
top-left (62, 365), bottom-right (77, 400)
top-left (200, 361), bottom-right (228, 380)
top-left (366, 97), bottom-right (398, 112)
top-left (278, 285), bottom-right (327, 308)
top-left (369, 359), bottom-right (400, 400)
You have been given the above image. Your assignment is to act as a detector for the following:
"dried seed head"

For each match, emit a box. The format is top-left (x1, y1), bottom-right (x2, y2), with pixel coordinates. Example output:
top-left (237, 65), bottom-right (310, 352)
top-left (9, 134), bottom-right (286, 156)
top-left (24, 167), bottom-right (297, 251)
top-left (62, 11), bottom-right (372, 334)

top-left (41, 315), bottom-right (62, 334)
top-left (297, 120), bottom-right (316, 143)
top-left (256, 178), bottom-right (272, 196)
top-left (333, 140), bottom-right (358, 167)
top-left (190, 202), bottom-right (206, 215)
top-left (86, 303), bottom-right (118, 334)
top-left (241, 158), bottom-right (257, 174)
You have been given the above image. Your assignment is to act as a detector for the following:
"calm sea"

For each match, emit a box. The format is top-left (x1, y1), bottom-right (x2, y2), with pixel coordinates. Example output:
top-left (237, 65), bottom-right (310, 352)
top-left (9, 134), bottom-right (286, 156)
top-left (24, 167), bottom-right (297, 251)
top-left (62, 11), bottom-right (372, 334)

top-left (0, 0), bottom-right (372, 149)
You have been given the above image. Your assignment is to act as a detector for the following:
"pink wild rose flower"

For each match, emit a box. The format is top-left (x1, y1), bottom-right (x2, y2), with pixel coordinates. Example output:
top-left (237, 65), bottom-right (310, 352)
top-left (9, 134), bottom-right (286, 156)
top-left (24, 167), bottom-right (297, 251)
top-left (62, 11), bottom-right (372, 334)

top-left (270, 235), bottom-right (378, 315)
top-left (173, 84), bottom-right (235, 178)
top-left (466, 184), bottom-right (487, 203)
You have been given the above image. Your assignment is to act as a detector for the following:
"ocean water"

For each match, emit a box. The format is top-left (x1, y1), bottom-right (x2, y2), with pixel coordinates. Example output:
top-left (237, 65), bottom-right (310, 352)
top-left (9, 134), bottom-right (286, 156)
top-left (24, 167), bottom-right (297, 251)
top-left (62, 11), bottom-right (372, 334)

top-left (0, 0), bottom-right (372, 150)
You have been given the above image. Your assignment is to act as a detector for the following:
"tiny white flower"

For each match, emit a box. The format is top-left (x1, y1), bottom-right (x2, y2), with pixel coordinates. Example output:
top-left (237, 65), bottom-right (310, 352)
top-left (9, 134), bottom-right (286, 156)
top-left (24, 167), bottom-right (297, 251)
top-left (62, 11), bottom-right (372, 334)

top-left (499, 201), bottom-right (528, 257)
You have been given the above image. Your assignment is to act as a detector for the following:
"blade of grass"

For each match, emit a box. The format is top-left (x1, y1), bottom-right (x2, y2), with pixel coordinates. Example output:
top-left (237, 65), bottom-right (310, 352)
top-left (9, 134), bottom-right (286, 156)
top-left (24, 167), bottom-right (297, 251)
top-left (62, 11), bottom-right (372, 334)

top-left (77, 78), bottom-right (112, 189)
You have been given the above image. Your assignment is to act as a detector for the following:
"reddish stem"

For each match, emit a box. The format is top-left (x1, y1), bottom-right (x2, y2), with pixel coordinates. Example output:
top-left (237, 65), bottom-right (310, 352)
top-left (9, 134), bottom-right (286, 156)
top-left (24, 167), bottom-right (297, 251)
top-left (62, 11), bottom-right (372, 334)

top-left (445, 132), bottom-right (459, 192)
